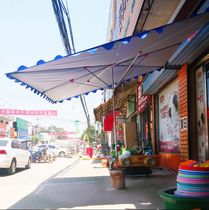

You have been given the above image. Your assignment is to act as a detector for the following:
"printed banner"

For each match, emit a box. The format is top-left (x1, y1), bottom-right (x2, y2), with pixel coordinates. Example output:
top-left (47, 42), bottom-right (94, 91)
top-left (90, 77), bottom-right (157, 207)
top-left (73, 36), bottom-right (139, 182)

top-left (0, 109), bottom-right (57, 116)
top-left (48, 132), bottom-right (76, 135)
top-left (159, 80), bottom-right (180, 153)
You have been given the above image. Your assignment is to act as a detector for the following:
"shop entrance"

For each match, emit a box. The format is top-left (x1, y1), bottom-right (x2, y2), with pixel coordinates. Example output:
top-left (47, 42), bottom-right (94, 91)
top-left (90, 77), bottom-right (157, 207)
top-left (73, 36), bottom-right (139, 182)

top-left (136, 105), bottom-right (152, 150)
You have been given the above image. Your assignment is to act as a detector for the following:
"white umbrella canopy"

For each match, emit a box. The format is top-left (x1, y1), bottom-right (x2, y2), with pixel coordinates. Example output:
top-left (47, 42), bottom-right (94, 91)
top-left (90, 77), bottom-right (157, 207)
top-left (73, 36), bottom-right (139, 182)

top-left (6, 11), bottom-right (209, 103)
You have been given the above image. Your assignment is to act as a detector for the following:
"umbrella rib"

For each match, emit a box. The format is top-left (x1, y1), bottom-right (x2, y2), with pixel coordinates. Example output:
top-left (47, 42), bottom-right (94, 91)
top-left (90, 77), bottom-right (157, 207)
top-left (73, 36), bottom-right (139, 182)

top-left (84, 67), bottom-right (110, 87)
top-left (12, 64), bottom-right (110, 75)
top-left (115, 42), bottom-right (181, 86)
top-left (69, 80), bottom-right (104, 88)
top-left (88, 42), bottom-right (181, 83)
top-left (43, 80), bottom-right (103, 94)
top-left (116, 42), bottom-right (181, 66)
top-left (116, 51), bottom-right (142, 87)
top-left (39, 65), bottom-right (110, 94)
top-left (116, 64), bottom-right (162, 68)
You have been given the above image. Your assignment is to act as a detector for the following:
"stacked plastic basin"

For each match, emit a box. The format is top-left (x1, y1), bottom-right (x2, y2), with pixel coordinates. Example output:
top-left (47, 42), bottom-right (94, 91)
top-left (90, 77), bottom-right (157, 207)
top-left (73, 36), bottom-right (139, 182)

top-left (175, 160), bottom-right (209, 197)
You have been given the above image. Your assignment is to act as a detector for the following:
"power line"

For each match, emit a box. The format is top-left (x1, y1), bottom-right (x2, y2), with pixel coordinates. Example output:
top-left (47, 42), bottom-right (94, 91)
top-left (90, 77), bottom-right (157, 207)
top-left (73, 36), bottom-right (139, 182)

top-left (51, 0), bottom-right (90, 127)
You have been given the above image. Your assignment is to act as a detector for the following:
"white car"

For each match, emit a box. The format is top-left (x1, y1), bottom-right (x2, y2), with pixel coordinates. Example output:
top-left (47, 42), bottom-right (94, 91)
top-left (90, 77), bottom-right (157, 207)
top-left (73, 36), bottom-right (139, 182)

top-left (0, 138), bottom-right (32, 175)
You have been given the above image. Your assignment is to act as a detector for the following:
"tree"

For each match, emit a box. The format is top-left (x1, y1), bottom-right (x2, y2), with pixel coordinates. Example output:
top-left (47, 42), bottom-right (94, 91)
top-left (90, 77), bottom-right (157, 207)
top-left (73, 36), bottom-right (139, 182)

top-left (81, 125), bottom-right (95, 146)
top-left (32, 133), bottom-right (39, 145)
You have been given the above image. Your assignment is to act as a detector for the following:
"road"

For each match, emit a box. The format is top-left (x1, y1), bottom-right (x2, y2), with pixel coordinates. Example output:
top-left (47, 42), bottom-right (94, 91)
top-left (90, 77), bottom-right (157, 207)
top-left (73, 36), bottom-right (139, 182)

top-left (0, 157), bottom-right (78, 209)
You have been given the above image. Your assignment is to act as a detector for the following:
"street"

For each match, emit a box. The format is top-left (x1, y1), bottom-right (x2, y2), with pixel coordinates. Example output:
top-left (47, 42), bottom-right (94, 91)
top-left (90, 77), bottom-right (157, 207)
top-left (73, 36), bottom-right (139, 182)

top-left (0, 157), bottom-right (79, 209)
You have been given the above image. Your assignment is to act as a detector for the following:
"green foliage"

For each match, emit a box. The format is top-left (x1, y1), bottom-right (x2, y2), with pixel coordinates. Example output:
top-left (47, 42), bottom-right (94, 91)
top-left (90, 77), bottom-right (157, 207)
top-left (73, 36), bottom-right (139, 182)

top-left (32, 134), bottom-right (39, 145)
top-left (81, 125), bottom-right (95, 145)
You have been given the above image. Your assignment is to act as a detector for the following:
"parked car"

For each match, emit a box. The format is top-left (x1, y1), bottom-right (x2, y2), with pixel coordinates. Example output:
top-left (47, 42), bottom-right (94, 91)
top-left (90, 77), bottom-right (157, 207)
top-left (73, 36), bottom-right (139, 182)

top-left (0, 138), bottom-right (32, 175)
top-left (37, 144), bottom-right (67, 157)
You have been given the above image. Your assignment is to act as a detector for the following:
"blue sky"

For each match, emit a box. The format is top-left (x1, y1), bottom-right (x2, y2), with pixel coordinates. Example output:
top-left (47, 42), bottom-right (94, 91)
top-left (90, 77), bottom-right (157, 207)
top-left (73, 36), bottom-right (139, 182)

top-left (0, 0), bottom-right (111, 131)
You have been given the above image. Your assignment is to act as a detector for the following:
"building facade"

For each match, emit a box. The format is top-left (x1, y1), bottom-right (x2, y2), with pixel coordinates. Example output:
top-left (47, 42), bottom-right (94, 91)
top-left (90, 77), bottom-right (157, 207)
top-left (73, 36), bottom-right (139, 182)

top-left (96, 0), bottom-right (209, 170)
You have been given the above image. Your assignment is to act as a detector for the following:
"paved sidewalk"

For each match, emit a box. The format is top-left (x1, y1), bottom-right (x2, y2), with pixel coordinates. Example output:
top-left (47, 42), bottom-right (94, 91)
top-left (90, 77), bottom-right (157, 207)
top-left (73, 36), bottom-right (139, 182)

top-left (54, 159), bottom-right (176, 209)
top-left (9, 158), bottom-right (176, 209)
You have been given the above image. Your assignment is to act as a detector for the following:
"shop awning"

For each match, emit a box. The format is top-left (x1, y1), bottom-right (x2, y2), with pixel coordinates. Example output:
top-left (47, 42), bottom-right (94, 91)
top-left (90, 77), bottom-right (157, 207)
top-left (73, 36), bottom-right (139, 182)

top-left (94, 82), bottom-right (137, 121)
top-left (6, 12), bottom-right (209, 104)
top-left (94, 95), bottom-right (127, 122)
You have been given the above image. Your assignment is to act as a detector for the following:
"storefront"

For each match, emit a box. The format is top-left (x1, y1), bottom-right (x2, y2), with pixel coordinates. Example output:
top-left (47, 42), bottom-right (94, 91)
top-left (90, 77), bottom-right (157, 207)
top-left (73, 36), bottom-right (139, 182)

top-left (166, 20), bottom-right (209, 163)
top-left (94, 80), bottom-right (139, 150)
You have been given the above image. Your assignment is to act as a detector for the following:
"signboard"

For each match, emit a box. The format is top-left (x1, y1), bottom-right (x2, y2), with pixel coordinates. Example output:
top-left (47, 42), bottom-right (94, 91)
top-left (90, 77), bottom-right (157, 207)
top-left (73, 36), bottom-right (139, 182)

top-left (18, 128), bottom-right (28, 140)
top-left (0, 109), bottom-right (57, 116)
top-left (159, 80), bottom-right (180, 153)
top-left (16, 117), bottom-right (28, 140)
top-left (180, 117), bottom-right (188, 130)
top-left (108, 0), bottom-right (143, 40)
top-left (137, 83), bottom-right (151, 113)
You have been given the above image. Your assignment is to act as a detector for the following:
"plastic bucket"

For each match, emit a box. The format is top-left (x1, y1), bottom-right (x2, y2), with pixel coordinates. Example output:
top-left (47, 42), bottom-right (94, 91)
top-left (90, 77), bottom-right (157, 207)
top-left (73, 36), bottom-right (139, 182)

top-left (160, 187), bottom-right (209, 210)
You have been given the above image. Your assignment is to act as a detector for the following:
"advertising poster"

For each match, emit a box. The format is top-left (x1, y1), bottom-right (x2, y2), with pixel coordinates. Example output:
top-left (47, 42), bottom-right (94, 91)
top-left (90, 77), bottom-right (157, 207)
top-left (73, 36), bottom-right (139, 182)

top-left (196, 67), bottom-right (206, 161)
top-left (159, 81), bottom-right (180, 153)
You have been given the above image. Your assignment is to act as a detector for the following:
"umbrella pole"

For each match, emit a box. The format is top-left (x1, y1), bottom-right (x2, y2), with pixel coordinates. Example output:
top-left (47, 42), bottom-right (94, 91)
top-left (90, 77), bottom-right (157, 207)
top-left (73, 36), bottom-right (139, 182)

top-left (112, 89), bottom-right (117, 157)
top-left (112, 67), bottom-right (117, 158)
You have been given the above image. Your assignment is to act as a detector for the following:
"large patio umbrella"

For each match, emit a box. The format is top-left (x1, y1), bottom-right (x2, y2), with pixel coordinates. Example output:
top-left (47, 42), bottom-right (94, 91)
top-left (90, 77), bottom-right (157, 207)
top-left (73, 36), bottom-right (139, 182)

top-left (6, 11), bottom-right (209, 104)
top-left (6, 11), bottom-right (209, 152)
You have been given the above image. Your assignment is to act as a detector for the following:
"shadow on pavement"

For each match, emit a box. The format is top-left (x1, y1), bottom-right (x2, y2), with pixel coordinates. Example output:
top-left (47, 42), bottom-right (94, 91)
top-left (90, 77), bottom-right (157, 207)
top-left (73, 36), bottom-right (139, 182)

top-left (0, 168), bottom-right (28, 177)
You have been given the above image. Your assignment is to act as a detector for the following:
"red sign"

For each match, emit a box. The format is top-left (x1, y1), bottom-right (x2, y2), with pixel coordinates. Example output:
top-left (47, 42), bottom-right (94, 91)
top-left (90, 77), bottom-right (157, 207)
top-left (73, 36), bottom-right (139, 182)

top-left (0, 109), bottom-right (57, 116)
top-left (137, 84), bottom-right (151, 113)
